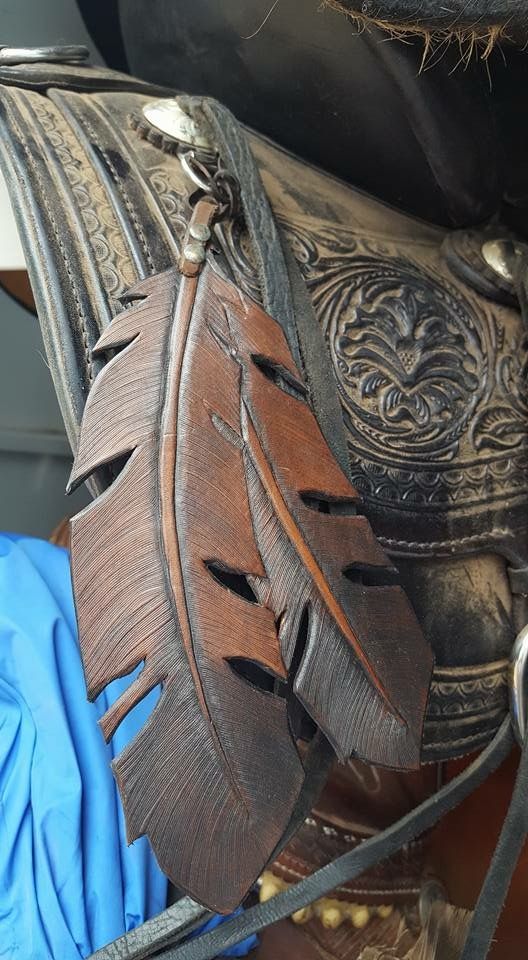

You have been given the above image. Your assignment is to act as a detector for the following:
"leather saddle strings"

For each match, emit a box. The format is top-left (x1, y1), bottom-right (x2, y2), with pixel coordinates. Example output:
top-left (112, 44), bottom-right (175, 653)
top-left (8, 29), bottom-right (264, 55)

top-left (460, 725), bottom-right (528, 959)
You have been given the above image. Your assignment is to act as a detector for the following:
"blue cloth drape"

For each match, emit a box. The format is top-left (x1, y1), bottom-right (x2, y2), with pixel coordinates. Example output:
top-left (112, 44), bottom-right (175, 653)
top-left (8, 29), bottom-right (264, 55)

top-left (0, 533), bottom-right (167, 958)
top-left (0, 533), bottom-right (257, 959)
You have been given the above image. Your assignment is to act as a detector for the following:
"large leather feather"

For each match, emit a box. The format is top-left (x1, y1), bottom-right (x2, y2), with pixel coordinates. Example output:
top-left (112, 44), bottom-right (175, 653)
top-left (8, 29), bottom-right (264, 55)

top-left (68, 261), bottom-right (432, 911)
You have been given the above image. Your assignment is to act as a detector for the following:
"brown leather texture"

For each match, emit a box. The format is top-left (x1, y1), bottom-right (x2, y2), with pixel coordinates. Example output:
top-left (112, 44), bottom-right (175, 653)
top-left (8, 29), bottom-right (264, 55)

top-left (68, 253), bottom-right (431, 912)
top-left (255, 914), bottom-right (405, 960)
top-left (0, 63), bottom-right (523, 955)
top-left (0, 68), bottom-right (520, 700)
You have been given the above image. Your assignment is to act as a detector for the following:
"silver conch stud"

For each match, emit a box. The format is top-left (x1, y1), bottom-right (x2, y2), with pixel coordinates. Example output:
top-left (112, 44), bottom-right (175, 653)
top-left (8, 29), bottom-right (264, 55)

top-left (481, 239), bottom-right (520, 283)
top-left (142, 98), bottom-right (212, 150)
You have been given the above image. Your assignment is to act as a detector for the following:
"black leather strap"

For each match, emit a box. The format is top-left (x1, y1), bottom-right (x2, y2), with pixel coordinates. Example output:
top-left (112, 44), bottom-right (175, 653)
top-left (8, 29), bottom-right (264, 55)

top-left (89, 898), bottom-right (210, 960)
top-left (0, 59), bottom-right (169, 94)
top-left (179, 94), bottom-right (350, 477)
top-left (125, 720), bottom-right (512, 960)
top-left (181, 96), bottom-right (298, 359)
top-left (461, 729), bottom-right (528, 959)
top-left (0, 71), bottom-right (184, 485)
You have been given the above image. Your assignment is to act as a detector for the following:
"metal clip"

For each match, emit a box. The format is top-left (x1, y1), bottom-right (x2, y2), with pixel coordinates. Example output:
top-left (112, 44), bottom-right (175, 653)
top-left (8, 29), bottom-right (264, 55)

top-left (510, 624), bottom-right (528, 746)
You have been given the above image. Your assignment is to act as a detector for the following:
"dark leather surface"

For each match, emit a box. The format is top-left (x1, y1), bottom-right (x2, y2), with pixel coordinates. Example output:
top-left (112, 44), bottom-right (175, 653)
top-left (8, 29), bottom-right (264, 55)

top-left (0, 60), bottom-right (169, 94)
top-left (89, 897), bottom-right (209, 960)
top-left (0, 73), bottom-right (185, 477)
top-left (0, 66), bottom-right (516, 758)
top-left (255, 919), bottom-right (321, 960)
top-left (117, 0), bottom-right (501, 229)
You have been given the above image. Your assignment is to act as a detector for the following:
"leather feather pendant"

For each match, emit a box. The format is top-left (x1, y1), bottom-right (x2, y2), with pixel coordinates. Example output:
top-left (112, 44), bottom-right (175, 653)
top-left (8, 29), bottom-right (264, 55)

top-left (68, 239), bottom-right (432, 911)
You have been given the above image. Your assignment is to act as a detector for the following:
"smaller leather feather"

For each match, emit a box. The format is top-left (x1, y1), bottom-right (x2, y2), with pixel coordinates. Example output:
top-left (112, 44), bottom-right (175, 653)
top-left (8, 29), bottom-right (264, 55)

top-left (68, 260), bottom-right (432, 911)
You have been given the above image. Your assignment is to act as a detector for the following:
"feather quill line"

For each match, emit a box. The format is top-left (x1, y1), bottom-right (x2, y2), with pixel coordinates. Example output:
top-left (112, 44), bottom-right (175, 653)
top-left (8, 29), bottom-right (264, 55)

top-left (240, 400), bottom-right (403, 725)
top-left (160, 269), bottom-right (251, 811)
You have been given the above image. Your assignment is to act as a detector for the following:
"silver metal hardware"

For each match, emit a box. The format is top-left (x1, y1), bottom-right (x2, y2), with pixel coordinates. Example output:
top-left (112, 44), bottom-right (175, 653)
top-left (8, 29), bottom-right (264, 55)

top-left (180, 151), bottom-right (239, 222)
top-left (481, 239), bottom-right (521, 283)
top-left (143, 99), bottom-right (240, 221)
top-left (510, 624), bottom-right (528, 746)
top-left (180, 152), bottom-right (214, 194)
top-left (142, 98), bottom-right (212, 150)
top-left (0, 45), bottom-right (90, 65)
top-left (179, 151), bottom-right (239, 222)
top-left (189, 223), bottom-right (211, 243)
top-left (182, 241), bottom-right (206, 265)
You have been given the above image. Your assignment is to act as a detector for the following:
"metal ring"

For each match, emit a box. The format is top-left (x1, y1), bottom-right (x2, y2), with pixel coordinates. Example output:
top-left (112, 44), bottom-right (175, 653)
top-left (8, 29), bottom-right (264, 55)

top-left (0, 45), bottom-right (90, 65)
top-left (510, 624), bottom-right (528, 746)
top-left (180, 152), bottom-right (214, 195)
top-left (180, 151), bottom-right (239, 221)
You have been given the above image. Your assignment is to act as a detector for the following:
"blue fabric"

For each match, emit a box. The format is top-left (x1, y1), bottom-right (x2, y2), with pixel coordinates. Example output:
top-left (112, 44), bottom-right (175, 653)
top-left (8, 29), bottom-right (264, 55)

top-left (0, 533), bottom-right (167, 959)
top-left (0, 533), bottom-right (257, 959)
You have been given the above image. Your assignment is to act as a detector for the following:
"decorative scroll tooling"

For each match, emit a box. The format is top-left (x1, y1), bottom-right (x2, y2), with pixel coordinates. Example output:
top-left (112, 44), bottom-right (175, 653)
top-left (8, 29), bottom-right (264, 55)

top-left (283, 216), bottom-right (528, 518)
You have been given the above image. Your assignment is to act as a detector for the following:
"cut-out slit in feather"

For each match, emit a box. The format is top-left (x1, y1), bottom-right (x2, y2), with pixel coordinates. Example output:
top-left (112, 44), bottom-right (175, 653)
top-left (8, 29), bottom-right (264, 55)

top-left (69, 260), bottom-right (432, 912)
top-left (209, 411), bottom-right (244, 449)
top-left (250, 353), bottom-right (309, 401)
top-left (206, 561), bottom-right (260, 604)
top-left (300, 491), bottom-right (360, 515)
top-left (343, 563), bottom-right (400, 588)
top-left (227, 657), bottom-right (286, 695)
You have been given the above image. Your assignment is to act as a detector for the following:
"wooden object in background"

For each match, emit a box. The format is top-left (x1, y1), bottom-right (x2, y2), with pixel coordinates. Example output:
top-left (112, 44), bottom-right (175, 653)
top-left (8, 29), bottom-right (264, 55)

top-left (0, 270), bottom-right (35, 313)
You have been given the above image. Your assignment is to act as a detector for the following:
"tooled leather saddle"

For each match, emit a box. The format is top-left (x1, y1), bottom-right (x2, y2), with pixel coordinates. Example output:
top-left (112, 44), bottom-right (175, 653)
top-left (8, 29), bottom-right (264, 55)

top-left (0, 2), bottom-right (527, 956)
